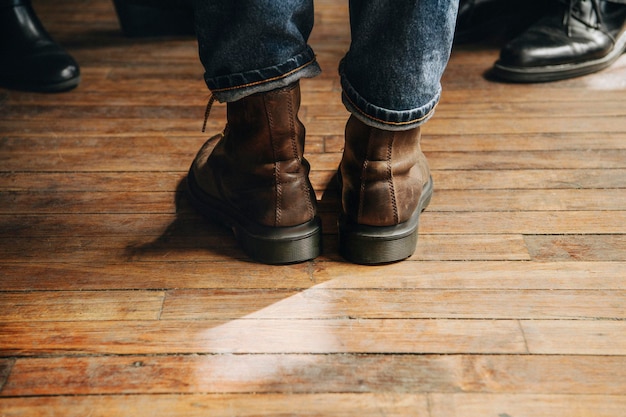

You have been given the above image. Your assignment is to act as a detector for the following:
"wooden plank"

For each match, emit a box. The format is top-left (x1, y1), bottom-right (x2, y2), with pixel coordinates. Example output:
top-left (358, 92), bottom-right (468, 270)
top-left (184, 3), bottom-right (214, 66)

top-left (3, 137), bottom-right (625, 170)
top-left (0, 230), bottom-right (614, 264)
top-left (3, 189), bottom-right (624, 214)
top-left (0, 261), bottom-right (318, 291)
top-left (0, 191), bottom-right (180, 214)
top-left (0, 234), bottom-right (529, 263)
top-left (2, 355), bottom-right (625, 396)
top-left (526, 235), bottom-right (626, 261)
top-left (431, 169), bottom-right (626, 190)
top-left (0, 118), bottom-right (208, 135)
top-left (3, 105), bottom-right (208, 120)
top-left (0, 136), bottom-right (205, 171)
top-left (0, 235), bottom-right (242, 263)
top-left (161, 289), bottom-right (626, 320)
top-left (0, 172), bottom-right (186, 192)
top-left (313, 261), bottom-right (626, 290)
top-left (3, 169), bottom-right (624, 193)
top-left (421, 211), bottom-right (626, 234)
top-left (429, 189), bottom-right (626, 211)
top-left (424, 150), bottom-right (626, 170)
top-left (421, 132), bottom-right (626, 152)
top-left (2, 211), bottom-right (625, 238)
top-left (388, 234), bottom-right (529, 261)
top-left (4, 91), bottom-right (209, 107)
top-left (1, 261), bottom-right (624, 291)
top-left (429, 393), bottom-right (626, 417)
top-left (0, 319), bottom-right (526, 355)
top-left (15, 98), bottom-right (620, 125)
top-left (436, 99), bottom-right (626, 117)
top-left (0, 393), bottom-right (429, 417)
top-left (522, 320), bottom-right (626, 355)
top-left (0, 291), bottom-right (164, 321)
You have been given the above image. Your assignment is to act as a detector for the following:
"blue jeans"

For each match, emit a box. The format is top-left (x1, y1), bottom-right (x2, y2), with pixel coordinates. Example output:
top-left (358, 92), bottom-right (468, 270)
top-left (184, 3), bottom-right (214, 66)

top-left (193, 0), bottom-right (459, 131)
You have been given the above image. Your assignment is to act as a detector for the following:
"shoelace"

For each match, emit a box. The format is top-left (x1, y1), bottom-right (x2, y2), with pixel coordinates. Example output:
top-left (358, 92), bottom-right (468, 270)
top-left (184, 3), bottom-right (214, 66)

top-left (561, 0), bottom-right (605, 36)
top-left (201, 95), bottom-right (216, 133)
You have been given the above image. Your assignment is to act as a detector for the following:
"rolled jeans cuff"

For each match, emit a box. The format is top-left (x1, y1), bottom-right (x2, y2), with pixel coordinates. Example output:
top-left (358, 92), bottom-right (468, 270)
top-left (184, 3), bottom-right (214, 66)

top-left (206, 45), bottom-right (321, 103)
top-left (340, 74), bottom-right (440, 132)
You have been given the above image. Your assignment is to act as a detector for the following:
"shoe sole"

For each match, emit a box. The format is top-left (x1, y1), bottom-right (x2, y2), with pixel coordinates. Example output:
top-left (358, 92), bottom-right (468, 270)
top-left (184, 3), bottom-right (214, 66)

top-left (338, 176), bottom-right (433, 265)
top-left (492, 30), bottom-right (626, 82)
top-left (187, 169), bottom-right (322, 265)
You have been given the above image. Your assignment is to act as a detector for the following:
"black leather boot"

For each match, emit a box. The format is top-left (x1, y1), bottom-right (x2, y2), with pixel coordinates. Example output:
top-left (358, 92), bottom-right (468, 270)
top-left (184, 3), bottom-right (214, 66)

top-left (0, 0), bottom-right (80, 92)
top-left (493, 0), bottom-right (626, 82)
top-left (187, 83), bottom-right (322, 264)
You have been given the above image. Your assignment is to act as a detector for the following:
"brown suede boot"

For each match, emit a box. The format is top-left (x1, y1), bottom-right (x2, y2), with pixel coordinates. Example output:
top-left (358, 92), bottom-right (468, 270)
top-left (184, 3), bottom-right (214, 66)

top-left (187, 83), bottom-right (321, 264)
top-left (338, 115), bottom-right (433, 264)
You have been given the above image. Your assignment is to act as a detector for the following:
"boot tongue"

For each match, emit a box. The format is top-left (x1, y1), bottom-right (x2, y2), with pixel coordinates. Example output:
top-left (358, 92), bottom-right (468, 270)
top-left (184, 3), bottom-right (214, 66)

top-left (564, 0), bottom-right (602, 35)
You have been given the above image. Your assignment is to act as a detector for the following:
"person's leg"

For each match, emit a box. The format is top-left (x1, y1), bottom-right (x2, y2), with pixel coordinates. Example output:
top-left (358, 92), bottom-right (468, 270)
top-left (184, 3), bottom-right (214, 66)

top-left (193, 0), bottom-right (320, 102)
top-left (0, 0), bottom-right (80, 92)
top-left (492, 0), bottom-right (626, 82)
top-left (341, 0), bottom-right (459, 131)
top-left (187, 0), bottom-right (322, 264)
top-left (337, 0), bottom-right (459, 264)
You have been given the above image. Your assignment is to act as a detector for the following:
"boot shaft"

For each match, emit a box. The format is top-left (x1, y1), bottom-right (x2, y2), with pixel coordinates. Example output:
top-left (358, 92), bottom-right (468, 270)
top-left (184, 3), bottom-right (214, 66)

top-left (340, 115), bottom-right (430, 226)
top-left (193, 83), bottom-right (316, 228)
top-left (225, 83), bottom-right (306, 166)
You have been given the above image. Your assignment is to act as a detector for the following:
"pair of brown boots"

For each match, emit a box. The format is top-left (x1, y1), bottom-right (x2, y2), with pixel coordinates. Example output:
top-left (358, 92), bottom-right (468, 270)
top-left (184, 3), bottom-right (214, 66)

top-left (187, 82), bottom-right (432, 265)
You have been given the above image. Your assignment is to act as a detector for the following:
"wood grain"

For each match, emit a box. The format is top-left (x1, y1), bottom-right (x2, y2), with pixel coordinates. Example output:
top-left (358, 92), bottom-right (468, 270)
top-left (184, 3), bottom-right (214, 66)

top-left (0, 394), bottom-right (429, 417)
top-left (0, 319), bottom-right (527, 356)
top-left (2, 355), bottom-right (624, 396)
top-left (1, 0), bottom-right (625, 414)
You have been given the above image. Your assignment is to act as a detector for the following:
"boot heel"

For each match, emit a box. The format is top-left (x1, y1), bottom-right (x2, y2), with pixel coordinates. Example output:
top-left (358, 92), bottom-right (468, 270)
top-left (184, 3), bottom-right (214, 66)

top-left (235, 218), bottom-right (323, 265)
top-left (339, 177), bottom-right (433, 265)
top-left (112, 0), bottom-right (194, 37)
top-left (339, 224), bottom-right (418, 265)
top-left (187, 168), bottom-right (322, 265)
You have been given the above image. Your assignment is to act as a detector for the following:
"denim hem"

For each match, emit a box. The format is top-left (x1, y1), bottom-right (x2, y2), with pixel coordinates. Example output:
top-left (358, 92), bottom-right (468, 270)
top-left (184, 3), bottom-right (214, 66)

top-left (206, 46), bottom-right (321, 102)
top-left (340, 74), bottom-right (441, 132)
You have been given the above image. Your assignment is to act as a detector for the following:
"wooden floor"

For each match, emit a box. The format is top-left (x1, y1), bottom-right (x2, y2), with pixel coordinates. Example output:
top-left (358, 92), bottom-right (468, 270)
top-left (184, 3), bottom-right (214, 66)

top-left (2, 0), bottom-right (626, 415)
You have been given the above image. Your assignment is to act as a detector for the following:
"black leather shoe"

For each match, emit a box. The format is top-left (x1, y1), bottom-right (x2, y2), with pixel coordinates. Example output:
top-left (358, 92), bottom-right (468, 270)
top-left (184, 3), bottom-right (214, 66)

top-left (455, 0), bottom-right (550, 43)
top-left (0, 0), bottom-right (80, 92)
top-left (493, 0), bottom-right (626, 82)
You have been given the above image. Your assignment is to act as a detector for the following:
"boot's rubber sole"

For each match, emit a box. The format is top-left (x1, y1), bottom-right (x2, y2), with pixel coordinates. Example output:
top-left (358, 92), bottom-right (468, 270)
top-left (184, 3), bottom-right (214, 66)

top-left (338, 176), bottom-right (433, 265)
top-left (187, 169), bottom-right (322, 265)
top-left (492, 31), bottom-right (626, 82)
